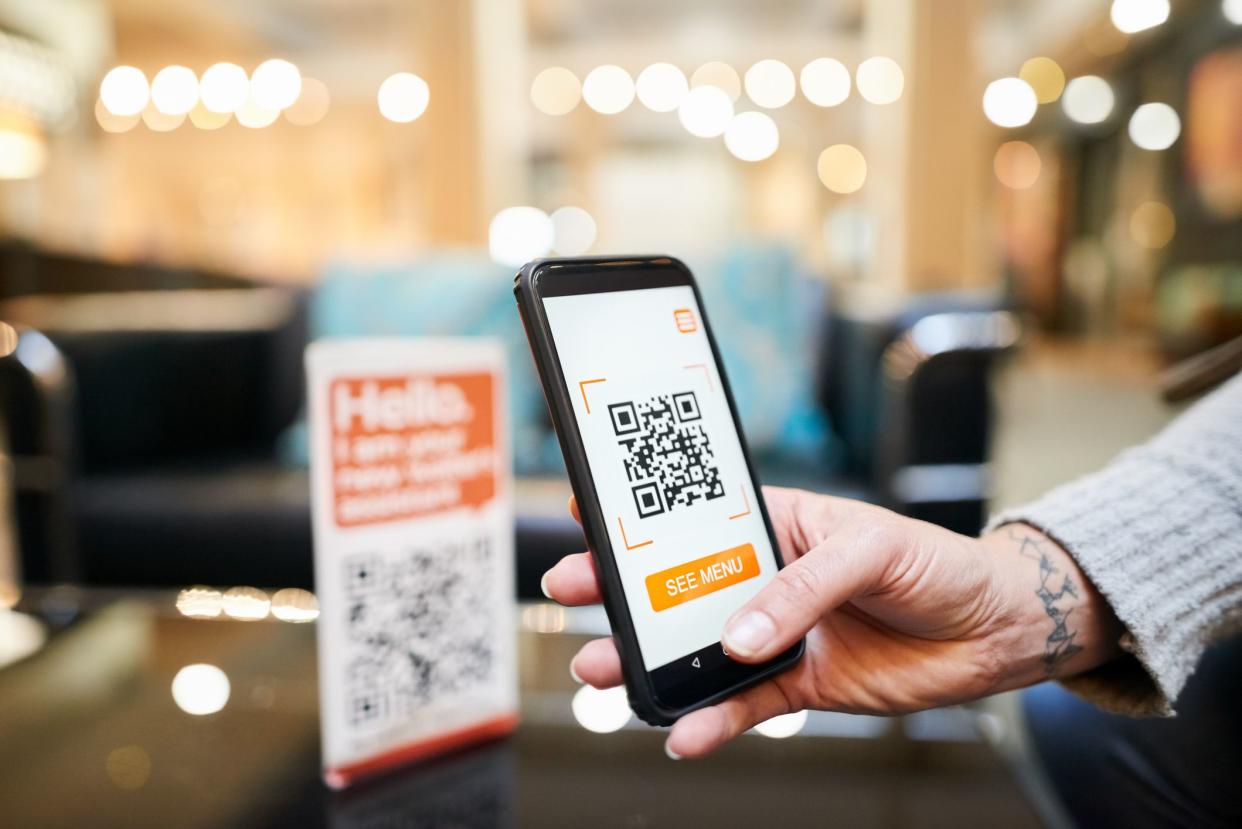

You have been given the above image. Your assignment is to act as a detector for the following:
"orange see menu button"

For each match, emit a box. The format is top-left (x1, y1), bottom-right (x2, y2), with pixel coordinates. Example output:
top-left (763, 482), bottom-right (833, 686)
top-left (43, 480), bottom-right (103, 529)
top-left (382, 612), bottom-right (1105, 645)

top-left (645, 543), bottom-right (760, 612)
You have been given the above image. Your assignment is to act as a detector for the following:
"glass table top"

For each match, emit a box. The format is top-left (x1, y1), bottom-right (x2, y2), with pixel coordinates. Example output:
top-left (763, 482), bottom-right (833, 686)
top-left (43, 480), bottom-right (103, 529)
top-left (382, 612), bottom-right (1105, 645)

top-left (0, 587), bottom-right (1041, 829)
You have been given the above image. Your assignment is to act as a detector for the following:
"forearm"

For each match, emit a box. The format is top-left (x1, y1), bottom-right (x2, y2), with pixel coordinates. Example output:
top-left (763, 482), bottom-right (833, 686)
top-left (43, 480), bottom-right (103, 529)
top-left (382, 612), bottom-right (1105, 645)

top-left (979, 524), bottom-right (1124, 695)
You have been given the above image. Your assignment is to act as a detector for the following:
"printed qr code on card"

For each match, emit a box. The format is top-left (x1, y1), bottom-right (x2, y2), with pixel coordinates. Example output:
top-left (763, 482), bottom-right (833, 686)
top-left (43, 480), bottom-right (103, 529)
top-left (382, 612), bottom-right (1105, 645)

top-left (342, 535), bottom-right (496, 730)
top-left (609, 390), bottom-right (725, 519)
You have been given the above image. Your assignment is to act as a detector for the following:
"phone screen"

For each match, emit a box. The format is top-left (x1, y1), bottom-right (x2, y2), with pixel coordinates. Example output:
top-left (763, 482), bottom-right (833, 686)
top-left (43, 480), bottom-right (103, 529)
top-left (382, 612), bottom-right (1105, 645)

top-left (542, 283), bottom-right (782, 691)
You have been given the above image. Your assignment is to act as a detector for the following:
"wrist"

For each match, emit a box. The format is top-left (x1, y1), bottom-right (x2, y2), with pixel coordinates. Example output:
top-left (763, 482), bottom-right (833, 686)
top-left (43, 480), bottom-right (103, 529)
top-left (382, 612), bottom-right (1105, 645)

top-left (979, 523), bottom-right (1125, 694)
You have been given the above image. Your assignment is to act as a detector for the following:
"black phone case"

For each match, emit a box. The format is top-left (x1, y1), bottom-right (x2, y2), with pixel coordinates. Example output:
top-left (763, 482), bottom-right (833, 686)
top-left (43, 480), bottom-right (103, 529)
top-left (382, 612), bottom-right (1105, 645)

top-left (514, 254), bottom-right (804, 727)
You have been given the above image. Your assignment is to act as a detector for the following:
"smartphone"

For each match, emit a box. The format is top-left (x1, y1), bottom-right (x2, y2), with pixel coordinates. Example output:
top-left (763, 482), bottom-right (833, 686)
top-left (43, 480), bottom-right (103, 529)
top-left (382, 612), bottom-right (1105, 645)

top-left (514, 255), bottom-right (804, 726)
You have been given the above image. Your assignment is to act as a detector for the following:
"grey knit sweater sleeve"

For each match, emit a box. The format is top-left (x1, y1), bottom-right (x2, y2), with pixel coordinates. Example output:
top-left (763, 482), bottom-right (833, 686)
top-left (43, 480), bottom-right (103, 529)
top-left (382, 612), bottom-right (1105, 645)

top-left (987, 371), bottom-right (1242, 716)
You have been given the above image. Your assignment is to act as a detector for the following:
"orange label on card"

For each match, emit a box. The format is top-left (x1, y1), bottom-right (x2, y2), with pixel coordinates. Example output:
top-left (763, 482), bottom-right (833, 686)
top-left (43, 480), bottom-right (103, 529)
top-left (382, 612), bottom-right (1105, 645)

top-left (329, 372), bottom-right (496, 526)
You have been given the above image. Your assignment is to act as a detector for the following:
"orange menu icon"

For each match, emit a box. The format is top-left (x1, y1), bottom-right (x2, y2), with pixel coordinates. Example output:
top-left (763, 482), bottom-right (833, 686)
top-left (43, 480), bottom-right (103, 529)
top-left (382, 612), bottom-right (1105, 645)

top-left (673, 308), bottom-right (697, 333)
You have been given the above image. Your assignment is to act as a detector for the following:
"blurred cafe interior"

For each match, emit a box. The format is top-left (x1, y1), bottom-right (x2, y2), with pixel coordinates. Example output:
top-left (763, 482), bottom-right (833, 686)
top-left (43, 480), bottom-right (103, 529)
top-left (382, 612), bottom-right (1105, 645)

top-left (0, 0), bottom-right (1240, 826)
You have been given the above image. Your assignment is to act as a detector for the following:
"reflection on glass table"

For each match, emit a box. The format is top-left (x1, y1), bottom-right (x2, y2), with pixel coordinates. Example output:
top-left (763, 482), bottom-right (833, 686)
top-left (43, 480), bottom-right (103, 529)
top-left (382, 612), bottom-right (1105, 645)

top-left (0, 587), bottom-right (1042, 829)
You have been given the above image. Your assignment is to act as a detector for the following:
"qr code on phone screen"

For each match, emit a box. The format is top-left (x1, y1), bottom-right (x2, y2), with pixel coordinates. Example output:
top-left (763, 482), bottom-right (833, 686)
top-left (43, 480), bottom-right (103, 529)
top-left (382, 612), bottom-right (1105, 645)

top-left (343, 536), bottom-right (495, 729)
top-left (609, 391), bottom-right (725, 519)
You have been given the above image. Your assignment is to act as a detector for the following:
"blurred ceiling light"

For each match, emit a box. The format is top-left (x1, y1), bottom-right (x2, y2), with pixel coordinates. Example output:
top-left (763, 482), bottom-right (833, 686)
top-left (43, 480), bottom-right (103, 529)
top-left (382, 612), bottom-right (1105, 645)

top-left (724, 111), bottom-right (779, 161)
top-left (0, 127), bottom-right (44, 179)
top-left (251, 59), bottom-right (302, 110)
top-left (141, 105), bottom-right (185, 132)
top-left (690, 62), bottom-right (741, 102)
top-left (531, 66), bottom-right (581, 115)
top-left (800, 58), bottom-right (850, 107)
top-left (855, 56), bottom-right (904, 105)
top-left (94, 98), bottom-right (140, 133)
top-left (199, 62), bottom-right (249, 113)
top-left (1062, 75), bottom-right (1114, 124)
top-left (270, 588), bottom-right (319, 623)
top-left (817, 144), bottom-right (867, 194)
top-left (189, 102), bottom-right (231, 130)
top-left (1130, 201), bottom-right (1176, 248)
top-left (571, 684), bottom-right (631, 734)
top-left (1226, 0), bottom-right (1242, 24)
top-left (744, 59), bottom-right (795, 109)
top-left (678, 85), bottom-right (733, 137)
top-left (635, 63), bottom-right (688, 112)
top-left (489, 206), bottom-right (554, 267)
top-left (150, 65), bottom-right (198, 115)
top-left (550, 206), bottom-right (597, 255)
top-left (100, 66), bottom-right (149, 116)
top-left (378, 72), bottom-right (430, 123)
top-left (1019, 57), bottom-right (1065, 104)
top-left (285, 77), bottom-right (330, 126)
top-left (235, 96), bottom-right (279, 128)
top-left (176, 586), bottom-right (223, 618)
top-left (1128, 102), bottom-right (1180, 150)
top-left (993, 141), bottom-right (1041, 189)
top-left (1110, 0), bottom-right (1170, 33)
top-left (753, 710), bottom-right (808, 739)
top-left (222, 586), bottom-right (271, 620)
top-left (982, 77), bottom-right (1038, 127)
top-left (171, 663), bottom-right (230, 716)
top-left (582, 65), bottom-right (634, 114)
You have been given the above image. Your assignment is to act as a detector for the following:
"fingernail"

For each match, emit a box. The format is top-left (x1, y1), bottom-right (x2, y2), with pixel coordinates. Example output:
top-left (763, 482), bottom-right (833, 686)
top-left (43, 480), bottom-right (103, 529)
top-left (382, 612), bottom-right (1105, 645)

top-left (723, 611), bottom-right (775, 658)
top-left (664, 742), bottom-right (682, 761)
top-left (569, 662), bottom-right (584, 684)
top-left (540, 572), bottom-right (552, 600)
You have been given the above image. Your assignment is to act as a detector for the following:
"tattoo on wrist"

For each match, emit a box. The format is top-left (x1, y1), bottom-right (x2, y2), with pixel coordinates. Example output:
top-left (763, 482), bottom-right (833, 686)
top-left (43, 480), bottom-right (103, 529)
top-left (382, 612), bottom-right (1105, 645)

top-left (1008, 527), bottom-right (1084, 676)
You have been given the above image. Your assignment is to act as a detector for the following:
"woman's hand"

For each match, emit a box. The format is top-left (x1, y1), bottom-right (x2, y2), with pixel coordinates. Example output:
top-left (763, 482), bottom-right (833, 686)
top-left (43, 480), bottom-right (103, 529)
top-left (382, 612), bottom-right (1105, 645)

top-left (542, 486), bottom-right (1122, 758)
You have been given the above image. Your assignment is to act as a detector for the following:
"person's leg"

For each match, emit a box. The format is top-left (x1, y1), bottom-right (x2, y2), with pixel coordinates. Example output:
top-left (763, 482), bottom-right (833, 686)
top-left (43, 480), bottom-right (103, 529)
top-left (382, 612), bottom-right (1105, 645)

top-left (1022, 635), bottom-right (1242, 828)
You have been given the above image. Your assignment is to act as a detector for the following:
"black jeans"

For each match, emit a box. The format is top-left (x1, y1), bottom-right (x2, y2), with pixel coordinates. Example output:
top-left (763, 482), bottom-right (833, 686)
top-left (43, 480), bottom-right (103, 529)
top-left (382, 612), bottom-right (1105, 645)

top-left (1022, 635), bottom-right (1242, 828)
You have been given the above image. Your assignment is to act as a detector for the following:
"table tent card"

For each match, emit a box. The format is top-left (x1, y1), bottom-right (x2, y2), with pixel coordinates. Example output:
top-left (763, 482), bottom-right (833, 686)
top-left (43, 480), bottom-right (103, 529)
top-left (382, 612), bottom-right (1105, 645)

top-left (306, 338), bottom-right (517, 789)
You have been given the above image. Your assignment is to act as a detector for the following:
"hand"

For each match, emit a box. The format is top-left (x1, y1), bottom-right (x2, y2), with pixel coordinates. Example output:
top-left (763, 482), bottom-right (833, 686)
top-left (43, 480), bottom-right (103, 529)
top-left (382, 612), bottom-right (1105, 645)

top-left (542, 486), bottom-right (1122, 758)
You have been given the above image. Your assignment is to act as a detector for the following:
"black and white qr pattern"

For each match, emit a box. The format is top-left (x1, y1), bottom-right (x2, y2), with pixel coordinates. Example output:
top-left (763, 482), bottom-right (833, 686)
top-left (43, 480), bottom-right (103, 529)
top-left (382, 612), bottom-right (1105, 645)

top-left (343, 536), bottom-right (495, 729)
top-left (609, 391), bottom-right (725, 519)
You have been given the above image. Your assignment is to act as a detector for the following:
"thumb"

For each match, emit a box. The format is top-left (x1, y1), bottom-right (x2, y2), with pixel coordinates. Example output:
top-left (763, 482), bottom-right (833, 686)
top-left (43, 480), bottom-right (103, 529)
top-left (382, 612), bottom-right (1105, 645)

top-left (722, 540), bottom-right (884, 663)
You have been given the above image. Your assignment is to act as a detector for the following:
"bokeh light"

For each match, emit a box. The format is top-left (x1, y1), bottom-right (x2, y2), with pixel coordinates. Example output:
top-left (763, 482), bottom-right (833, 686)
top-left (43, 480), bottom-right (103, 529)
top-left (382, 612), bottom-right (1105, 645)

top-left (1110, 0), bottom-right (1170, 33)
top-left (1226, 0), bottom-right (1242, 24)
top-left (1019, 57), bottom-right (1065, 104)
top-left (176, 586), bottom-right (223, 618)
top-left (150, 65), bottom-right (198, 116)
top-left (99, 66), bottom-right (149, 116)
top-left (1062, 75), bottom-right (1115, 124)
top-left (0, 128), bottom-right (46, 179)
top-left (1130, 201), bottom-right (1176, 248)
top-left (284, 77), bottom-right (330, 126)
top-left (753, 710), bottom-right (808, 739)
top-left (744, 59), bottom-right (795, 109)
top-left (250, 59), bottom-right (301, 110)
top-left (1128, 102), bottom-right (1180, 150)
top-left (855, 57), bottom-right (904, 105)
top-left (94, 98), bottom-right (140, 133)
top-left (550, 206), bottom-right (597, 255)
top-left (105, 746), bottom-right (152, 791)
top-left (199, 62), bottom-right (248, 113)
top-left (690, 61), bottom-right (741, 102)
top-left (800, 58), bottom-right (850, 107)
top-left (582, 65), bottom-right (634, 114)
top-left (378, 72), bottom-right (430, 123)
top-left (270, 588), bottom-right (320, 622)
top-left (141, 105), bottom-right (185, 132)
top-left (188, 103), bottom-right (230, 130)
top-left (993, 141), bottom-right (1042, 189)
top-left (171, 664), bottom-right (230, 716)
top-left (724, 111), bottom-right (779, 161)
top-left (571, 684), bottom-right (631, 734)
top-left (678, 85), bottom-right (733, 137)
top-left (235, 97), bottom-right (279, 128)
top-left (817, 144), bottom-right (867, 194)
top-left (635, 63), bottom-right (688, 113)
top-left (489, 206), bottom-right (554, 267)
top-left (982, 77), bottom-right (1038, 128)
top-left (222, 585), bottom-right (271, 619)
top-left (530, 67), bottom-right (581, 116)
